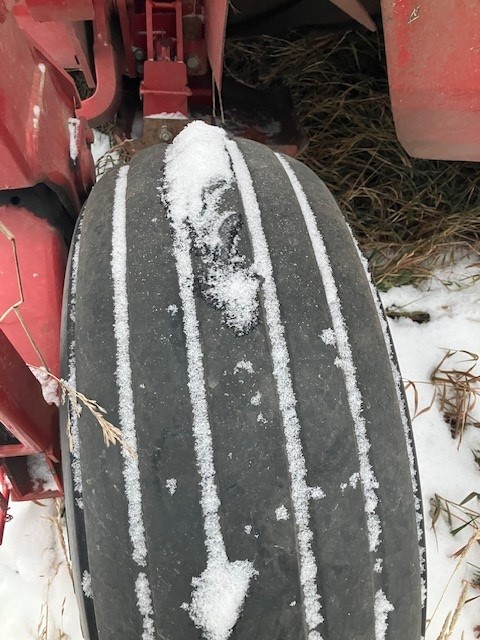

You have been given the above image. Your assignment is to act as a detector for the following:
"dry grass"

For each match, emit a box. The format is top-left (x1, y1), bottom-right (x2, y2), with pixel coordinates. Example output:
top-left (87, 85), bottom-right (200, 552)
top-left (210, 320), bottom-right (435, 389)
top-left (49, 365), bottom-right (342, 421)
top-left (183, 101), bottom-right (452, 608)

top-left (33, 584), bottom-right (70, 640)
top-left (44, 499), bottom-right (74, 586)
top-left (225, 31), bottom-right (480, 288)
top-left (28, 365), bottom-right (134, 458)
top-left (431, 350), bottom-right (480, 444)
top-left (428, 493), bottom-right (480, 638)
top-left (405, 349), bottom-right (480, 440)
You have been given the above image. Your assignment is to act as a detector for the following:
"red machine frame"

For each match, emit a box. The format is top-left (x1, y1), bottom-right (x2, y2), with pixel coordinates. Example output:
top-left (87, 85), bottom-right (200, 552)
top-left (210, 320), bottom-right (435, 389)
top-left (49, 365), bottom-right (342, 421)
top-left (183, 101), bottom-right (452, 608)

top-left (1, 0), bottom-right (479, 541)
top-left (0, 0), bottom-right (229, 541)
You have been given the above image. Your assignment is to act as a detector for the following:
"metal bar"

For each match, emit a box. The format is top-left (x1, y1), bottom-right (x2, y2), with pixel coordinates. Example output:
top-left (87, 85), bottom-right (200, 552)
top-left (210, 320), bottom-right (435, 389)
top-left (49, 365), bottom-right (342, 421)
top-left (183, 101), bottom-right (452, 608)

top-left (175, 0), bottom-right (183, 61)
top-left (146, 0), bottom-right (154, 60)
top-left (0, 329), bottom-right (59, 461)
top-left (0, 444), bottom-right (36, 458)
top-left (116, 0), bottom-right (136, 77)
top-left (75, 0), bottom-right (121, 127)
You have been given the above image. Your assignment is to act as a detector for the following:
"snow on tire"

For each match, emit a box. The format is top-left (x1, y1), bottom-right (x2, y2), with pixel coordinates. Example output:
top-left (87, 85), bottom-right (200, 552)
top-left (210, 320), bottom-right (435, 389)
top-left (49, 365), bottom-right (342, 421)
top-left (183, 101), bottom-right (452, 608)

top-left (61, 122), bottom-right (425, 640)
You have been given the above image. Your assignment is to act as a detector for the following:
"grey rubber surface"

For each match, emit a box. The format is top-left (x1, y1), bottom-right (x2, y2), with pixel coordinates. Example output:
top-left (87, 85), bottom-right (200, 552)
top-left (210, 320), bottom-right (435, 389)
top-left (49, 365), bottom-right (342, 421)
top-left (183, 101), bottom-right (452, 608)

top-left (61, 136), bottom-right (424, 640)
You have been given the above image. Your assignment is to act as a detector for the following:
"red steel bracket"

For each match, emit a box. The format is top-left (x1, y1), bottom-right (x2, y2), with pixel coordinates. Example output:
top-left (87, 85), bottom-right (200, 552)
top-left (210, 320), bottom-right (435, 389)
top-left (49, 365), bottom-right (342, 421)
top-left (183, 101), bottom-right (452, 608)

top-left (76, 0), bottom-right (122, 127)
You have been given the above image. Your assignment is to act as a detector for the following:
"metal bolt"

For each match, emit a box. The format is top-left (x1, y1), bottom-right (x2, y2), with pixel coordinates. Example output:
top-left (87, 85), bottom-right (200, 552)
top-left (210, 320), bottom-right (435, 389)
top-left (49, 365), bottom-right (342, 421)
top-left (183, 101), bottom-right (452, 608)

top-left (133, 47), bottom-right (146, 61)
top-left (186, 54), bottom-right (200, 70)
top-left (160, 128), bottom-right (172, 142)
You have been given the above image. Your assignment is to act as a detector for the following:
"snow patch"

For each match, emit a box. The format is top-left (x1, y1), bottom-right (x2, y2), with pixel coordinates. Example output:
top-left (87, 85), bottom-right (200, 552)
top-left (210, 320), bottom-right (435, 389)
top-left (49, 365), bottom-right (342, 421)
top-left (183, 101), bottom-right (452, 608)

top-left (276, 153), bottom-right (381, 554)
top-left (275, 505), bottom-right (289, 521)
top-left (26, 454), bottom-right (57, 492)
top-left (161, 120), bottom-right (260, 335)
top-left (166, 478), bottom-right (177, 495)
top-left (82, 570), bottom-right (92, 598)
top-left (349, 472), bottom-right (360, 488)
top-left (234, 359), bottom-right (254, 374)
top-left (309, 487), bottom-right (325, 500)
top-left (374, 589), bottom-right (394, 640)
top-left (135, 572), bottom-right (156, 640)
top-left (374, 558), bottom-right (383, 574)
top-left (91, 129), bottom-right (113, 167)
top-left (68, 118), bottom-right (80, 162)
top-left (320, 328), bottom-right (336, 346)
top-left (145, 112), bottom-right (188, 120)
top-left (250, 391), bottom-right (261, 406)
top-left (111, 163), bottom-right (155, 640)
top-left (183, 559), bottom-right (257, 640)
top-left (68, 223), bottom-right (83, 497)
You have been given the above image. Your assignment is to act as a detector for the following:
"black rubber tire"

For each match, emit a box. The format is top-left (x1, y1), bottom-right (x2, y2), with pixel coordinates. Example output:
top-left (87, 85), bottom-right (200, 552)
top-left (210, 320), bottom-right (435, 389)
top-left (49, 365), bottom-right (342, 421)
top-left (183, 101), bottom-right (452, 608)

top-left (61, 133), bottom-right (424, 640)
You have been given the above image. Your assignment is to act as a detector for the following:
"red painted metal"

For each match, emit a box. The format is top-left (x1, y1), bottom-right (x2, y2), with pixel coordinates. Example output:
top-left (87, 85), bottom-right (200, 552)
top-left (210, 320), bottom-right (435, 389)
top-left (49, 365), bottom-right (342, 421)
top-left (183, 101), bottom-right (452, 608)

top-left (76, 0), bottom-right (121, 127)
top-left (142, 60), bottom-right (192, 115)
top-left (0, 330), bottom-right (59, 461)
top-left (0, 206), bottom-right (67, 375)
top-left (0, 5), bottom-right (95, 210)
top-left (204, 0), bottom-right (228, 91)
top-left (381, 0), bottom-right (480, 161)
top-left (15, 4), bottom-right (95, 88)
top-left (25, 0), bottom-right (94, 22)
top-left (116, 0), bottom-right (136, 77)
top-left (140, 0), bottom-right (192, 115)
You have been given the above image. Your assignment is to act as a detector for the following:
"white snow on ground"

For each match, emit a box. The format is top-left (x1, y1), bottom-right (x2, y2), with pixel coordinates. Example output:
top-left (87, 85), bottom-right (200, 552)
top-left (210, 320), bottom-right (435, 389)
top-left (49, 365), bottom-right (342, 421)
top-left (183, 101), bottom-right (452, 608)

top-left (90, 129), bottom-right (112, 166)
top-left (0, 500), bottom-right (82, 639)
top-left (379, 255), bottom-right (480, 640)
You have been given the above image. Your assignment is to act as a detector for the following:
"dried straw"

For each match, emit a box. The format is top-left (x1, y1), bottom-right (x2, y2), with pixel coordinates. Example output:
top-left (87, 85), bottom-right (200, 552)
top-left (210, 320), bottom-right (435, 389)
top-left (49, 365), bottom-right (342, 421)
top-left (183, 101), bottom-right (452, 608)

top-left (225, 31), bottom-right (480, 288)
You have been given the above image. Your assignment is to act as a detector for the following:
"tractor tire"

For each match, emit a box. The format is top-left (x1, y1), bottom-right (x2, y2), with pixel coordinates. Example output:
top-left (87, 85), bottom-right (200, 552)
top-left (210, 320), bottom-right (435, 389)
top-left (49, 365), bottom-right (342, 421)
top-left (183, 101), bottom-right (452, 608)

top-left (61, 123), bottom-right (425, 640)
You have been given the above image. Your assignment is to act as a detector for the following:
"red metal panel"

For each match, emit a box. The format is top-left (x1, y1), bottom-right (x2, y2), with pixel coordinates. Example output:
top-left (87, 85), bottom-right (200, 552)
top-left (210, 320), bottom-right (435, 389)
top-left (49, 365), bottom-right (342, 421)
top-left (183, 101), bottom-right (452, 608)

top-left (0, 207), bottom-right (67, 375)
top-left (204, 0), bottom-right (228, 90)
top-left (15, 4), bottom-right (95, 87)
top-left (0, 330), bottom-right (59, 460)
top-left (25, 0), bottom-right (94, 22)
top-left (381, 0), bottom-right (480, 161)
top-left (141, 60), bottom-right (191, 115)
top-left (0, 8), bottom-right (95, 208)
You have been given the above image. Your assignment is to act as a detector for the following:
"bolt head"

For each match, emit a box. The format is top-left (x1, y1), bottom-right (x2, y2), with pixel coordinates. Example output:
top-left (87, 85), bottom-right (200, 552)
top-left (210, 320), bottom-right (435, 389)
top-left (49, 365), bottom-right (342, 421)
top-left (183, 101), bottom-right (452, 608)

top-left (186, 54), bottom-right (200, 70)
